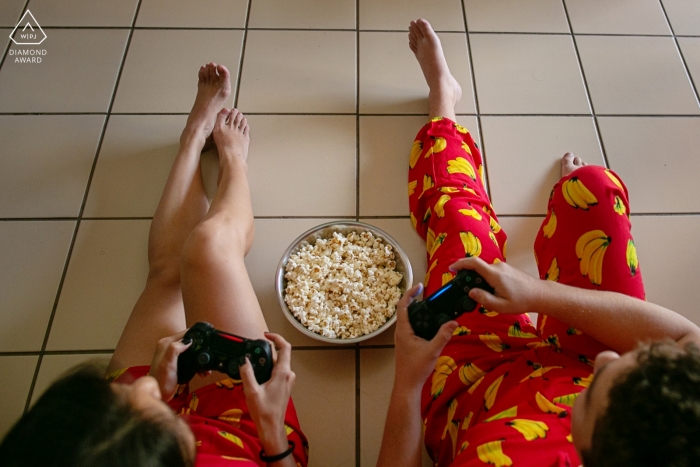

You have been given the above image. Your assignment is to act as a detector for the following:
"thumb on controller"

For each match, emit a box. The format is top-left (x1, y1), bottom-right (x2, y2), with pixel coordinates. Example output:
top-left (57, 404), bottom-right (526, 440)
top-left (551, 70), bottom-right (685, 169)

top-left (431, 320), bottom-right (459, 352)
top-left (239, 357), bottom-right (260, 394)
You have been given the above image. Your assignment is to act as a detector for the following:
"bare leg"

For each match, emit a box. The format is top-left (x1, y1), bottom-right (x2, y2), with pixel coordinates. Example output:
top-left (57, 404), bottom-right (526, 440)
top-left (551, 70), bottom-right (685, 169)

top-left (408, 19), bottom-right (462, 121)
top-left (108, 64), bottom-right (232, 373)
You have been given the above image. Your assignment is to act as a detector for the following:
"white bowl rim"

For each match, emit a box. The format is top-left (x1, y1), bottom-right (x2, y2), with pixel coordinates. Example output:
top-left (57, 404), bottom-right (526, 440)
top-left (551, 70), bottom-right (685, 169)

top-left (275, 221), bottom-right (413, 344)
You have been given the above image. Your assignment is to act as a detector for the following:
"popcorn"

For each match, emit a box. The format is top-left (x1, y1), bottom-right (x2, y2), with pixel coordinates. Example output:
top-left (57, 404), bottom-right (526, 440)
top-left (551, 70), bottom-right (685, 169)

top-left (284, 231), bottom-right (404, 339)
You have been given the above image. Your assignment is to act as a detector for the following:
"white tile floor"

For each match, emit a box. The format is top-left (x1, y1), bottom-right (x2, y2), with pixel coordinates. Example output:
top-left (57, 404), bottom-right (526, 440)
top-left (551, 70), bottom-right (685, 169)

top-left (1, 1), bottom-right (699, 466)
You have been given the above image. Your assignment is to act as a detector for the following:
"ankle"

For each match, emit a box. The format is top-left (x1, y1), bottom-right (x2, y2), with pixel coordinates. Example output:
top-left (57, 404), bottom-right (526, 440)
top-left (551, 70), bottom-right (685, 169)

top-left (180, 126), bottom-right (208, 146)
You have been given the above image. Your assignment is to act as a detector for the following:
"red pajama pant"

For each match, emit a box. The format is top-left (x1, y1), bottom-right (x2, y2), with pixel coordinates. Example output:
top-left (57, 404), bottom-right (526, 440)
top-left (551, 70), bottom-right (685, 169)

top-left (408, 117), bottom-right (645, 467)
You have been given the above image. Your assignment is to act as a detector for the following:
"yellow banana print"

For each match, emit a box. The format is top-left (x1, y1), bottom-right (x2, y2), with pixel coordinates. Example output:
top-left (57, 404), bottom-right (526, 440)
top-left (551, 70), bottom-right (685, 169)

top-left (453, 326), bottom-right (471, 336)
top-left (442, 272), bottom-right (455, 286)
top-left (432, 136), bottom-right (447, 154)
top-left (447, 157), bottom-right (477, 180)
top-left (285, 424), bottom-right (294, 435)
top-left (576, 230), bottom-right (611, 286)
top-left (462, 412), bottom-right (474, 430)
top-left (458, 441), bottom-right (470, 456)
top-left (460, 231), bottom-right (482, 257)
top-left (442, 398), bottom-right (458, 440)
top-left (461, 141), bottom-right (472, 155)
top-left (435, 194), bottom-right (451, 218)
top-left (480, 333), bottom-right (510, 352)
top-left (409, 140), bottom-right (422, 169)
top-left (506, 419), bottom-right (549, 441)
top-left (488, 231), bottom-right (499, 248)
top-left (627, 239), bottom-right (639, 276)
top-left (431, 356), bottom-right (457, 398)
top-left (438, 186), bottom-right (460, 193)
top-left (605, 169), bottom-right (624, 190)
top-left (520, 365), bottom-right (563, 383)
top-left (410, 212), bottom-right (417, 229)
top-left (489, 216), bottom-right (502, 234)
top-left (613, 195), bottom-right (626, 215)
top-left (507, 322), bottom-right (538, 339)
top-left (543, 209), bottom-right (557, 238)
top-left (477, 440), bottom-right (513, 467)
top-left (553, 392), bottom-right (580, 407)
top-left (408, 180), bottom-right (417, 196)
top-left (545, 257), bottom-right (559, 282)
top-left (536, 392), bottom-right (566, 415)
top-left (484, 374), bottom-right (506, 411)
top-left (479, 165), bottom-right (486, 186)
top-left (502, 239), bottom-right (507, 259)
top-left (189, 393), bottom-right (199, 412)
top-left (468, 376), bottom-right (485, 394)
top-left (459, 206), bottom-right (483, 221)
top-left (573, 374), bottom-right (593, 388)
top-left (423, 207), bottom-right (432, 223)
top-left (484, 406), bottom-right (518, 422)
top-left (419, 174), bottom-right (434, 199)
top-left (567, 327), bottom-right (582, 335)
top-left (425, 259), bottom-right (438, 285)
top-left (218, 408), bottom-right (243, 427)
top-left (454, 123), bottom-right (469, 134)
top-left (431, 116), bottom-right (443, 122)
top-left (218, 431), bottom-right (244, 448)
top-left (427, 227), bottom-right (436, 254)
top-left (479, 306), bottom-right (499, 317)
top-left (562, 177), bottom-right (598, 210)
top-left (538, 315), bottom-right (548, 333)
top-left (459, 362), bottom-right (487, 387)
top-left (430, 232), bottom-right (447, 259)
top-left (463, 185), bottom-right (478, 196)
top-left (566, 433), bottom-right (573, 443)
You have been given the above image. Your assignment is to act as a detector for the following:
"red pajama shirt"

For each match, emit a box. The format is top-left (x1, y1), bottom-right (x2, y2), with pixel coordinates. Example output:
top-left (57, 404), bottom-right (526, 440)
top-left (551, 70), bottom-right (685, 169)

top-left (408, 117), bottom-right (645, 467)
top-left (110, 367), bottom-right (309, 467)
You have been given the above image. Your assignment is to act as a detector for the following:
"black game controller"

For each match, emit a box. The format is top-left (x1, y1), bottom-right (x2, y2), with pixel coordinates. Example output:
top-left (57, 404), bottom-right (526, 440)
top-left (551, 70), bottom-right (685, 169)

top-left (408, 269), bottom-right (495, 340)
top-left (177, 322), bottom-right (273, 385)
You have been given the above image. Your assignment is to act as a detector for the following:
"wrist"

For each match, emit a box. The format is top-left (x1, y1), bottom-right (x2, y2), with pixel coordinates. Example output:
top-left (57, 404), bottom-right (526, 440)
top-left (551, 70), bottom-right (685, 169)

top-left (256, 418), bottom-right (288, 451)
top-left (390, 382), bottom-right (423, 402)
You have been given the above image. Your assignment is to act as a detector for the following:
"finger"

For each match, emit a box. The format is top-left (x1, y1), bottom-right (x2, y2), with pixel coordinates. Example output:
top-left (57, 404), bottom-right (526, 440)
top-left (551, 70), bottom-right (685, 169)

top-left (430, 320), bottom-right (458, 353)
top-left (469, 287), bottom-right (505, 310)
top-left (264, 333), bottom-right (292, 370)
top-left (168, 340), bottom-right (192, 360)
top-left (395, 283), bottom-right (423, 327)
top-left (239, 357), bottom-right (260, 394)
top-left (449, 257), bottom-right (497, 284)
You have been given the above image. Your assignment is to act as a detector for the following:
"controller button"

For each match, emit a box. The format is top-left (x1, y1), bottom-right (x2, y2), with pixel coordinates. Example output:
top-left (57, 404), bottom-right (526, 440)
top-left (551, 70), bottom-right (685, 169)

top-left (196, 338), bottom-right (204, 345)
top-left (254, 348), bottom-right (261, 354)
top-left (475, 277), bottom-right (482, 285)
top-left (197, 353), bottom-right (211, 365)
top-left (259, 357), bottom-right (266, 365)
top-left (463, 286), bottom-right (471, 293)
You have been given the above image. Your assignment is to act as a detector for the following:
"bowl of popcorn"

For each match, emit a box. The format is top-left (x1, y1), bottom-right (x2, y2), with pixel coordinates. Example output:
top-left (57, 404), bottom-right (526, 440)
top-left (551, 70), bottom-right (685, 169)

top-left (276, 221), bottom-right (413, 344)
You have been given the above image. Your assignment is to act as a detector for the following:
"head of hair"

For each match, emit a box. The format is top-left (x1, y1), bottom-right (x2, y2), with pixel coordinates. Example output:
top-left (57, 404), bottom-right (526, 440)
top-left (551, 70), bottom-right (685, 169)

top-left (0, 363), bottom-right (192, 467)
top-left (581, 340), bottom-right (700, 467)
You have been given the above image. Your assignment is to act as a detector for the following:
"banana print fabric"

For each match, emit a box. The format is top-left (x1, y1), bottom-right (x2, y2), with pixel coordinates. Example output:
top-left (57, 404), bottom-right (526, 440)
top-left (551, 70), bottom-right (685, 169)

top-left (409, 118), bottom-right (645, 467)
top-left (111, 366), bottom-right (309, 467)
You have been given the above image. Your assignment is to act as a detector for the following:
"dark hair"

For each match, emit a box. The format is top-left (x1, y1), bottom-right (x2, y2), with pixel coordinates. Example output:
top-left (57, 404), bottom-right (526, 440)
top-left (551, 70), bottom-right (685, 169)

top-left (582, 341), bottom-right (700, 467)
top-left (0, 363), bottom-right (191, 467)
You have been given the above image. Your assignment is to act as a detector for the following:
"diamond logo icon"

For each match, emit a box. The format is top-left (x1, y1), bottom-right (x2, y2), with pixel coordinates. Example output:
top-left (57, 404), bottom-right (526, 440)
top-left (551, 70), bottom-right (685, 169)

top-left (10, 10), bottom-right (46, 45)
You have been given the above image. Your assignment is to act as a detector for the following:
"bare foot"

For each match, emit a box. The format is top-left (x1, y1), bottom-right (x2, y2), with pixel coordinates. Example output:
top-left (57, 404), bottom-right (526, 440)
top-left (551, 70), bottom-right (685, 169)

top-left (408, 19), bottom-right (462, 114)
top-left (184, 63), bottom-right (231, 143)
top-left (561, 152), bottom-right (587, 178)
top-left (213, 108), bottom-right (250, 161)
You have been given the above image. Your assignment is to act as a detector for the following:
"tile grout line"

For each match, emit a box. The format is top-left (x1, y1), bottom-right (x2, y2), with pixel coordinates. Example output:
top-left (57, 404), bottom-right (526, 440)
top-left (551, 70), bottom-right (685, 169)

top-left (0, 0), bottom-right (31, 72)
top-left (2, 112), bottom-right (700, 117)
top-left (657, 0), bottom-right (700, 108)
top-left (355, 2), bottom-right (362, 464)
top-left (560, 0), bottom-right (610, 169)
top-left (22, 0), bottom-right (145, 413)
top-left (233, 0), bottom-right (252, 109)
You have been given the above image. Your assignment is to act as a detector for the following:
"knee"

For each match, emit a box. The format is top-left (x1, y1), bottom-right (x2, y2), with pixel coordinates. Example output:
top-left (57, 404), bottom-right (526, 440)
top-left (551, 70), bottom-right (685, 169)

top-left (147, 256), bottom-right (181, 288)
top-left (181, 219), bottom-right (248, 273)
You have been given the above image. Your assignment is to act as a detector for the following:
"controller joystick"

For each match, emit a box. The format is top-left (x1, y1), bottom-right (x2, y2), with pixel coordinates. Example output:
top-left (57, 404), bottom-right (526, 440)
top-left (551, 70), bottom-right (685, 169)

top-left (177, 322), bottom-right (273, 385)
top-left (408, 269), bottom-right (495, 340)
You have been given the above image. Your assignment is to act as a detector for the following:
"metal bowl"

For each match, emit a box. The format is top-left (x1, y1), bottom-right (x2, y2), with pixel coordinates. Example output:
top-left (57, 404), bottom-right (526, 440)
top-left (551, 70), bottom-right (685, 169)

top-left (275, 221), bottom-right (413, 344)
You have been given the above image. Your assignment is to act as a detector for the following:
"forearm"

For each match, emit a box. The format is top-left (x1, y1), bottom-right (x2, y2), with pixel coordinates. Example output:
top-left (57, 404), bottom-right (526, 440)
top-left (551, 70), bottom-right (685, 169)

top-left (376, 386), bottom-right (424, 467)
top-left (535, 280), bottom-right (700, 353)
top-left (257, 421), bottom-right (296, 467)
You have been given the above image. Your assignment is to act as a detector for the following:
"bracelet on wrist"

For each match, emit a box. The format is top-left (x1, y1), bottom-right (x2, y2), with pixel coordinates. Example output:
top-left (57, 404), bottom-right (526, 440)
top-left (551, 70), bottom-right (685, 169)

top-left (259, 440), bottom-right (295, 463)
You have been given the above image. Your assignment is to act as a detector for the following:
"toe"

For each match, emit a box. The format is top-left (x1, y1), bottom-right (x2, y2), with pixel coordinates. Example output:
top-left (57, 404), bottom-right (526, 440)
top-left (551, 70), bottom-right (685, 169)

top-left (215, 108), bottom-right (230, 127)
top-left (573, 156), bottom-right (581, 166)
top-left (239, 117), bottom-right (247, 130)
top-left (232, 109), bottom-right (243, 127)
top-left (416, 18), bottom-right (431, 37)
top-left (198, 66), bottom-right (206, 82)
top-left (228, 109), bottom-right (239, 126)
top-left (243, 124), bottom-right (249, 136)
top-left (217, 64), bottom-right (230, 81)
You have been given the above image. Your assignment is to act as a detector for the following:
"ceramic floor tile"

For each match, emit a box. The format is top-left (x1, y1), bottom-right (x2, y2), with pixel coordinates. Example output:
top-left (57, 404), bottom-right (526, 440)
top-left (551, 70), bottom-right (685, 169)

top-left (565, 0), bottom-right (670, 35)
top-left (678, 38), bottom-right (700, 92)
top-left (464, 0), bottom-right (569, 33)
top-left (83, 115), bottom-right (186, 218)
top-left (360, 116), bottom-right (478, 216)
top-left (246, 219), bottom-right (343, 347)
top-left (598, 117), bottom-right (700, 213)
top-left (112, 30), bottom-right (241, 113)
top-left (26, 0), bottom-right (138, 27)
top-left (0, 115), bottom-right (104, 218)
top-left (470, 34), bottom-right (589, 115)
top-left (0, 355), bottom-right (39, 438)
top-left (249, 0), bottom-right (355, 29)
top-left (246, 115), bottom-right (356, 217)
top-left (47, 220), bottom-right (150, 351)
top-left (237, 30), bottom-right (355, 113)
top-left (577, 36), bottom-right (699, 115)
top-left (358, 218), bottom-right (428, 346)
top-left (359, 348), bottom-right (432, 467)
top-left (498, 217), bottom-right (542, 279)
top-left (359, 0), bottom-right (464, 31)
top-left (135, 0), bottom-right (247, 28)
top-left (630, 216), bottom-right (700, 325)
top-left (481, 116), bottom-right (603, 215)
top-left (291, 349), bottom-right (356, 467)
top-left (359, 32), bottom-right (475, 114)
top-left (0, 221), bottom-right (74, 352)
top-left (31, 353), bottom-right (112, 405)
top-left (0, 0), bottom-right (24, 27)
top-left (1, 28), bottom-right (10, 55)
top-left (661, 0), bottom-right (700, 35)
top-left (0, 29), bottom-right (127, 112)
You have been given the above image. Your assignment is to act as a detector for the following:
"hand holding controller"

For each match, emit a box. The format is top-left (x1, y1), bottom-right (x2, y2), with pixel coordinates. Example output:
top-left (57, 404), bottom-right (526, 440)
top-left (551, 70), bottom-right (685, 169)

top-left (408, 269), bottom-right (495, 340)
top-left (177, 322), bottom-right (273, 384)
